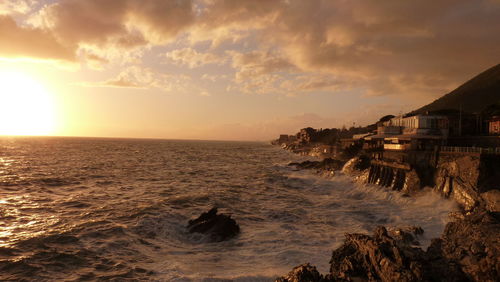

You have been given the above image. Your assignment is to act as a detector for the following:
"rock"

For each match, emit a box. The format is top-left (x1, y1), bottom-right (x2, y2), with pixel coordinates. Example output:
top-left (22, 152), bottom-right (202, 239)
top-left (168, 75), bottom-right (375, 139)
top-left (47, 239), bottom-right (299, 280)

top-left (288, 158), bottom-right (345, 172)
top-left (279, 209), bottom-right (499, 281)
top-left (288, 160), bottom-right (318, 169)
top-left (431, 208), bottom-right (500, 281)
top-left (450, 179), bottom-right (481, 211)
top-left (401, 169), bottom-right (421, 195)
top-left (433, 154), bottom-right (500, 211)
top-left (481, 190), bottom-right (500, 213)
top-left (353, 155), bottom-right (371, 171)
top-left (387, 226), bottom-right (424, 245)
top-left (275, 263), bottom-right (326, 282)
top-left (329, 226), bottom-right (431, 281)
top-left (341, 156), bottom-right (369, 176)
top-left (187, 207), bottom-right (240, 242)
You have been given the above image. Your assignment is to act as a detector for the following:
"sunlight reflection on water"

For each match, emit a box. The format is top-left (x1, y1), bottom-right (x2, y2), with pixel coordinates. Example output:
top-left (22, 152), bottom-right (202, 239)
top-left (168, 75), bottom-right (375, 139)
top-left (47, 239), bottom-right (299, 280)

top-left (0, 137), bottom-right (456, 280)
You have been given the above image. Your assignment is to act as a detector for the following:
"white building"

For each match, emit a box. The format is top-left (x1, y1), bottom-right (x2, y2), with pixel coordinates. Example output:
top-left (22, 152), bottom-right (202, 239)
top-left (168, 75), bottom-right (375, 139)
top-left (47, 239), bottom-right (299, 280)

top-left (385, 115), bottom-right (449, 137)
top-left (364, 115), bottom-right (449, 151)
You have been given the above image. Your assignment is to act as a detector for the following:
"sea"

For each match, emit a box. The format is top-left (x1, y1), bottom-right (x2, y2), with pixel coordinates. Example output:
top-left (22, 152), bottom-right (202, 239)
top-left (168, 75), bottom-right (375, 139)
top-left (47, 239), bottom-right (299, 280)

top-left (0, 137), bottom-right (456, 281)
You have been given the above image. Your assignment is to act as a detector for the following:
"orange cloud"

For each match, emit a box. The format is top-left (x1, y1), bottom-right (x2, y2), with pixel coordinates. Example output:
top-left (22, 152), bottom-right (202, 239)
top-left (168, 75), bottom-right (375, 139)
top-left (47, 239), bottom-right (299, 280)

top-left (81, 66), bottom-right (193, 93)
top-left (199, 0), bottom-right (500, 98)
top-left (0, 0), bottom-right (195, 64)
top-left (1, 0), bottom-right (499, 100)
top-left (37, 0), bottom-right (194, 47)
top-left (0, 15), bottom-right (74, 61)
top-left (0, 0), bottom-right (37, 15)
top-left (164, 48), bottom-right (221, 68)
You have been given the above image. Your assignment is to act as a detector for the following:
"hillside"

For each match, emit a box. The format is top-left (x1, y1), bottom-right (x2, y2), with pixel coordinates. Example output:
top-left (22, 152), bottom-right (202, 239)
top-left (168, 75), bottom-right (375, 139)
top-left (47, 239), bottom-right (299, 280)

top-left (412, 63), bottom-right (500, 114)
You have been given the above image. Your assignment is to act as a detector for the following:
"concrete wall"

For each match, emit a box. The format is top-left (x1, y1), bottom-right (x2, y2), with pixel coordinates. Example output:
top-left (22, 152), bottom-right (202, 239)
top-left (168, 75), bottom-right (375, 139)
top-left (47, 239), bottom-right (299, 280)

top-left (365, 149), bottom-right (499, 210)
top-left (367, 161), bottom-right (420, 195)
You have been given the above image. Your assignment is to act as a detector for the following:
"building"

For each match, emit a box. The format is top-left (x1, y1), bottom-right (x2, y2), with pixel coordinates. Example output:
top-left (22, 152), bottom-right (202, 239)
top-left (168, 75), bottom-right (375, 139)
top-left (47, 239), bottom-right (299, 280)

top-left (489, 116), bottom-right (500, 135)
top-left (310, 144), bottom-right (339, 158)
top-left (278, 134), bottom-right (289, 144)
top-left (297, 127), bottom-right (317, 143)
top-left (384, 115), bottom-right (449, 137)
top-left (366, 114), bottom-right (449, 151)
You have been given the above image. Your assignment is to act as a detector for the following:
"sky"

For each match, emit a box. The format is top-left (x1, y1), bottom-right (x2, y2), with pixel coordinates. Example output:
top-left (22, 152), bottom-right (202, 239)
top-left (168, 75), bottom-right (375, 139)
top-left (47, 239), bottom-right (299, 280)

top-left (0, 0), bottom-right (499, 140)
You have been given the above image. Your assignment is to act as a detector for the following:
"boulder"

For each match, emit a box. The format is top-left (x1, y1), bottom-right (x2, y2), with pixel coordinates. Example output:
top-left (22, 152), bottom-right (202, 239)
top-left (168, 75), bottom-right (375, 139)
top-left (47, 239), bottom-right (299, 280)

top-left (275, 263), bottom-right (325, 282)
top-left (288, 158), bottom-right (346, 171)
top-left (481, 190), bottom-right (500, 213)
top-left (386, 226), bottom-right (424, 246)
top-left (187, 207), bottom-right (240, 242)
top-left (341, 156), bottom-right (371, 176)
top-left (429, 208), bottom-right (500, 281)
top-left (329, 226), bottom-right (431, 281)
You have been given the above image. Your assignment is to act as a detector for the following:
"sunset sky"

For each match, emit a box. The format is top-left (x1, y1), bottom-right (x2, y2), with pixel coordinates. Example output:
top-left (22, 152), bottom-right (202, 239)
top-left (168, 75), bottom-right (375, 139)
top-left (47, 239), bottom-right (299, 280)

top-left (1, 0), bottom-right (499, 140)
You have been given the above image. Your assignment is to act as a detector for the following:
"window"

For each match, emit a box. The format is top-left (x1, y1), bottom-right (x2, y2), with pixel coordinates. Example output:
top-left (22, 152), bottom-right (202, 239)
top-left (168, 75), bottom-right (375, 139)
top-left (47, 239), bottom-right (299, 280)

top-left (431, 119), bottom-right (437, 129)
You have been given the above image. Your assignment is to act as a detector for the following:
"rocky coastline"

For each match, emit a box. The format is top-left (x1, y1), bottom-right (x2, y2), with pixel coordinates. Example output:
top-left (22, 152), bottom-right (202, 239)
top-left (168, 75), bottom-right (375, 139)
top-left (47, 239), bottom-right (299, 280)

top-left (276, 145), bottom-right (499, 282)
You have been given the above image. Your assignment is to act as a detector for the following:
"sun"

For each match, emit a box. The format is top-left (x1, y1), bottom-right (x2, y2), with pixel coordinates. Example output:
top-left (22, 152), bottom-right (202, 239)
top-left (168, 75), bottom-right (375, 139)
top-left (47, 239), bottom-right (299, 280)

top-left (0, 71), bottom-right (57, 136)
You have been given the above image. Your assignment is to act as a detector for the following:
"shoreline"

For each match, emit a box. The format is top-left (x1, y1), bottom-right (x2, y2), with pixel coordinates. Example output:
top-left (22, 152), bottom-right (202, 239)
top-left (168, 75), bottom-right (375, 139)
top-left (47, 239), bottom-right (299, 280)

top-left (276, 145), bottom-right (499, 281)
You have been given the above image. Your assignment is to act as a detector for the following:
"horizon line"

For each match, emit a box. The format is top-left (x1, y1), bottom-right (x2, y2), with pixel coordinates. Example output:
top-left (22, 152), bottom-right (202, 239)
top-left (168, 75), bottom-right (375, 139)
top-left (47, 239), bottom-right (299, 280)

top-left (0, 134), bottom-right (269, 143)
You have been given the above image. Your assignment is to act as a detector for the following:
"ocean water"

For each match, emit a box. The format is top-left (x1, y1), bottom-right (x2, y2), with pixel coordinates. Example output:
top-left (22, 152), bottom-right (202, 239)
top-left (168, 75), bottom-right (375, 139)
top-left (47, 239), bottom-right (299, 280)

top-left (0, 137), bottom-right (456, 281)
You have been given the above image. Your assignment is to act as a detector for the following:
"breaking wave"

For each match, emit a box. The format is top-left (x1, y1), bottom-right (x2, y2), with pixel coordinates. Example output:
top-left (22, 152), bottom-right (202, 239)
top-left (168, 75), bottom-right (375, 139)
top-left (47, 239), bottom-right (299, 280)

top-left (0, 137), bottom-right (456, 280)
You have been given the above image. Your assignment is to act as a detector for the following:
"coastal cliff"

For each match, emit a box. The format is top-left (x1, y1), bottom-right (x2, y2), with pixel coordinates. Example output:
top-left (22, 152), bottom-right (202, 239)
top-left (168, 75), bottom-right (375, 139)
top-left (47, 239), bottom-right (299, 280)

top-left (278, 209), bottom-right (499, 282)
top-left (275, 144), bottom-right (499, 281)
top-left (435, 153), bottom-right (500, 211)
top-left (277, 153), bottom-right (499, 281)
top-left (274, 63), bottom-right (500, 281)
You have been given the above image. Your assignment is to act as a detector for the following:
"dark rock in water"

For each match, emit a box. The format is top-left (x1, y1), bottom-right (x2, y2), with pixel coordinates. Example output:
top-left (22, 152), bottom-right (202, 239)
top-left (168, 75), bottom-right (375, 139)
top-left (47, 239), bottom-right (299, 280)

top-left (353, 155), bottom-right (371, 171)
top-left (187, 207), bottom-right (240, 242)
top-left (288, 158), bottom-right (345, 171)
top-left (275, 263), bottom-right (326, 282)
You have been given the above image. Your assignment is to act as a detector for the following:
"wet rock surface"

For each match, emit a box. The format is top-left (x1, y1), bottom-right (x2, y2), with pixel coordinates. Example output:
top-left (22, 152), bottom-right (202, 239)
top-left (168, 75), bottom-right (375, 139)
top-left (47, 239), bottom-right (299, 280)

top-left (429, 208), bottom-right (500, 281)
top-left (481, 190), bottom-right (500, 213)
top-left (288, 158), bottom-right (346, 172)
top-left (282, 154), bottom-right (499, 281)
top-left (328, 226), bottom-right (435, 282)
top-left (277, 208), bottom-right (499, 282)
top-left (434, 154), bottom-right (500, 211)
top-left (276, 263), bottom-right (326, 282)
top-left (187, 207), bottom-right (240, 242)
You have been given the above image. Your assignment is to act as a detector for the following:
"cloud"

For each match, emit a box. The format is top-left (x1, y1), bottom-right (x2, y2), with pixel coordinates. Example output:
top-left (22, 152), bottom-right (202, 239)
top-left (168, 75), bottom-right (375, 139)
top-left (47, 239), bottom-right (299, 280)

top-left (187, 0), bottom-right (282, 46)
top-left (0, 15), bottom-right (74, 61)
top-left (82, 53), bottom-right (109, 70)
top-left (164, 47), bottom-right (221, 68)
top-left (37, 0), bottom-right (194, 47)
top-left (1, 0), bottom-right (500, 100)
top-left (224, 50), bottom-right (299, 94)
top-left (102, 76), bottom-right (144, 89)
top-left (81, 66), bottom-right (193, 92)
top-left (0, 0), bottom-right (38, 15)
top-left (201, 0), bottom-right (500, 98)
top-left (201, 74), bottom-right (227, 82)
top-left (0, 0), bottom-right (196, 63)
top-left (228, 50), bottom-right (295, 81)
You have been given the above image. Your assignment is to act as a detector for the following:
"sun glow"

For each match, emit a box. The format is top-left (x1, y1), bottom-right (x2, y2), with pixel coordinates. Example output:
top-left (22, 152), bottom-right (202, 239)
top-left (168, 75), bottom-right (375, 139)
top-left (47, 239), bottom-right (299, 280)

top-left (0, 71), bottom-right (57, 136)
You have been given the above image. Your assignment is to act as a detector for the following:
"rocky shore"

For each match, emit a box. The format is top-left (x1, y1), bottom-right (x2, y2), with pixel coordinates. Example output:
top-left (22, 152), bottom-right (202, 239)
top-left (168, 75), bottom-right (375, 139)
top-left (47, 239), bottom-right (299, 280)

top-left (276, 155), bottom-right (499, 281)
top-left (278, 208), bottom-right (499, 281)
